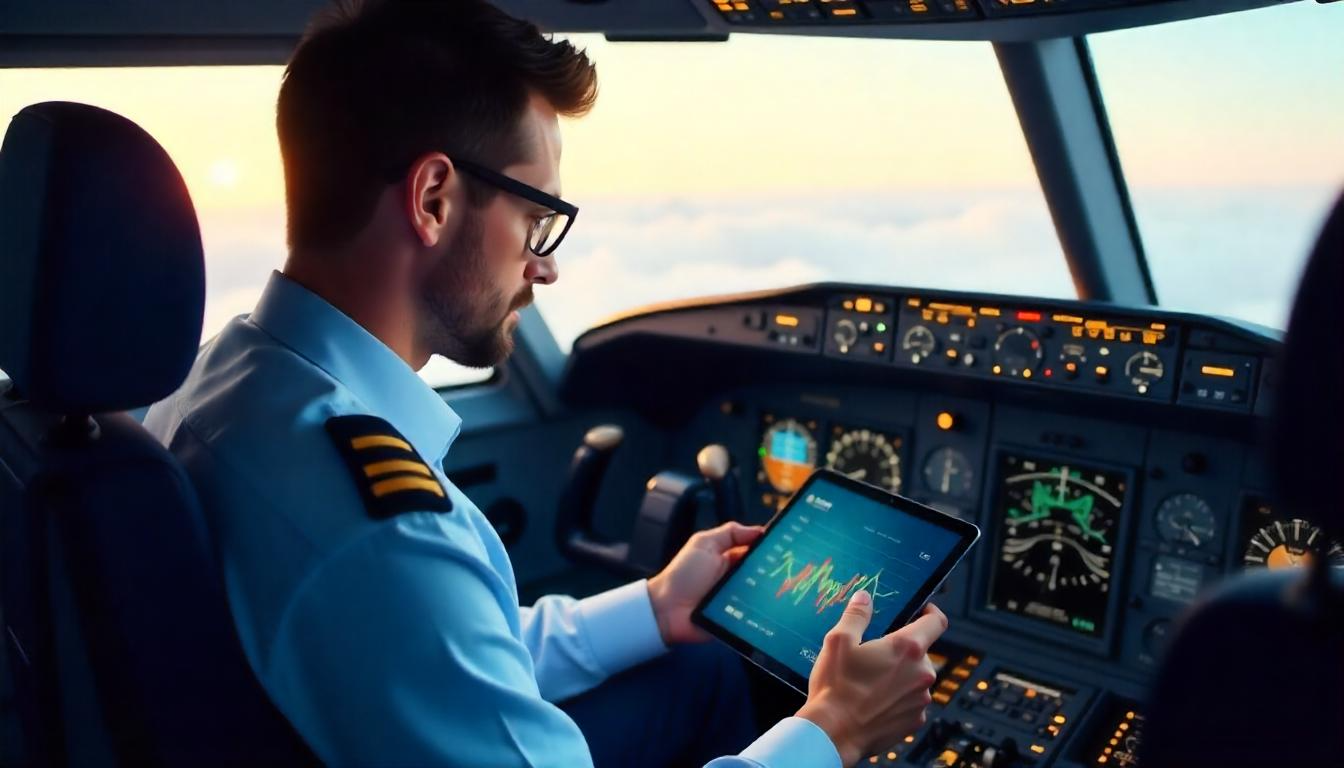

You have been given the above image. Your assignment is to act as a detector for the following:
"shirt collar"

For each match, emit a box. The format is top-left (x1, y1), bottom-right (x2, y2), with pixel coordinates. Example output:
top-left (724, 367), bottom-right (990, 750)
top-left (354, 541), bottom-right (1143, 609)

top-left (248, 271), bottom-right (462, 465)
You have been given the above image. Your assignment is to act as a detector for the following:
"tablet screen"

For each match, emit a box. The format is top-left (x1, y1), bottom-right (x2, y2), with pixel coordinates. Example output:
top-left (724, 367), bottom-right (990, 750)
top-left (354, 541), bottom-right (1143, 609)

top-left (699, 471), bottom-right (973, 682)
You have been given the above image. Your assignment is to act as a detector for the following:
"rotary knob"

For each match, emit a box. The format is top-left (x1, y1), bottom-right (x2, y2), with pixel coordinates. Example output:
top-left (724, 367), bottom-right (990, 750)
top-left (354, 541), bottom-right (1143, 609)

top-left (833, 319), bottom-right (859, 353)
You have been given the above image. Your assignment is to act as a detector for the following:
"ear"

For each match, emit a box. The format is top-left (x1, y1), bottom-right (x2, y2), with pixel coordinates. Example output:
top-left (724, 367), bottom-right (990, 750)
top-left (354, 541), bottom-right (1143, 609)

top-left (403, 153), bottom-right (457, 248)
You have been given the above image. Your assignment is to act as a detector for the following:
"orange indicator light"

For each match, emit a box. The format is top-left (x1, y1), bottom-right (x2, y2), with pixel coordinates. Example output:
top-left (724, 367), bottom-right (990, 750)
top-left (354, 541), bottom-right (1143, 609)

top-left (979, 307), bottom-right (1002, 317)
top-left (1017, 311), bottom-right (1042, 322)
top-left (775, 314), bottom-right (799, 328)
top-left (831, 6), bottom-right (858, 15)
top-left (1201, 365), bottom-right (1236, 378)
top-left (1052, 314), bottom-right (1084, 324)
top-left (855, 297), bottom-right (873, 312)
top-left (936, 412), bottom-right (956, 431)
top-left (1022, 368), bottom-right (1033, 379)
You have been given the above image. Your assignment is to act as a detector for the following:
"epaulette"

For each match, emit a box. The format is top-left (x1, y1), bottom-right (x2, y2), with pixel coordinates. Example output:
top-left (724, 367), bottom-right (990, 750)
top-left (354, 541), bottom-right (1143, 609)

top-left (325, 414), bottom-right (453, 519)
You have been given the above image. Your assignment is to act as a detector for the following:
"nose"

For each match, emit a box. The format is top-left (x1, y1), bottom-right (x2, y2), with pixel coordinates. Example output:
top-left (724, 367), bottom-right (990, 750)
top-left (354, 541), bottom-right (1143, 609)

top-left (526, 251), bottom-right (558, 286)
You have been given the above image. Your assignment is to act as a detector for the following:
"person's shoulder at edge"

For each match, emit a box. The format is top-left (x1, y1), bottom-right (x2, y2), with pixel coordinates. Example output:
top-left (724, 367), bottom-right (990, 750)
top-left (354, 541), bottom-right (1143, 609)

top-left (146, 312), bottom-right (472, 585)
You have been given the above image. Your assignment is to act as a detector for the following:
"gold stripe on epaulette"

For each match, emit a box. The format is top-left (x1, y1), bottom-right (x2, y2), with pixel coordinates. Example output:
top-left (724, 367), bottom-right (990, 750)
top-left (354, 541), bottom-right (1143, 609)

top-left (371, 476), bottom-right (446, 498)
top-left (363, 460), bottom-right (432, 479)
top-left (351, 434), bottom-right (413, 452)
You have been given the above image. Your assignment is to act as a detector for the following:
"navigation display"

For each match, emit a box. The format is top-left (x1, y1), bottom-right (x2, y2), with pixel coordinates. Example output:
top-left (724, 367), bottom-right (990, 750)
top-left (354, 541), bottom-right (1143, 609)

top-left (986, 453), bottom-right (1128, 638)
top-left (698, 470), bottom-right (975, 685)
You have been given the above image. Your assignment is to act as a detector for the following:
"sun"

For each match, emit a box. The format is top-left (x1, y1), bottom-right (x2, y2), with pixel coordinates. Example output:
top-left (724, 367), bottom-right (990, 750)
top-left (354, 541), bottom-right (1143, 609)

top-left (207, 159), bottom-right (239, 188)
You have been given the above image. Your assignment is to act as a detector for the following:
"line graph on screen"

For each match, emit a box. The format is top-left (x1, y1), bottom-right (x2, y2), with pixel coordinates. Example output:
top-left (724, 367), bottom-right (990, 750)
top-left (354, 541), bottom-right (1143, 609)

top-left (770, 550), bottom-right (898, 614)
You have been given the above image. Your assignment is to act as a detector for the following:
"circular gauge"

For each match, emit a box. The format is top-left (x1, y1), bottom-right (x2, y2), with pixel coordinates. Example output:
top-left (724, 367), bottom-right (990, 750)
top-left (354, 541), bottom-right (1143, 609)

top-left (993, 327), bottom-right (1043, 378)
top-left (901, 325), bottom-right (937, 363)
top-left (1124, 351), bottom-right (1165, 395)
top-left (1243, 518), bottom-right (1344, 569)
top-left (826, 427), bottom-right (902, 492)
top-left (833, 319), bottom-right (859, 352)
top-left (758, 418), bottom-right (817, 495)
top-left (1154, 493), bottom-right (1217, 549)
top-left (923, 447), bottom-right (974, 498)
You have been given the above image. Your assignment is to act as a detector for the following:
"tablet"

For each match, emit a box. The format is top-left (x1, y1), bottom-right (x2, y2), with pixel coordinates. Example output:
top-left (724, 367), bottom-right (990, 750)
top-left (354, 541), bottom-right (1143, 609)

top-left (693, 468), bottom-right (979, 693)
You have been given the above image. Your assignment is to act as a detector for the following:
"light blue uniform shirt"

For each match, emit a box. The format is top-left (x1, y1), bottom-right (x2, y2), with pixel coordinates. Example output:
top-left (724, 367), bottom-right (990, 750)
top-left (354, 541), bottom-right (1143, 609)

top-left (145, 272), bottom-right (840, 768)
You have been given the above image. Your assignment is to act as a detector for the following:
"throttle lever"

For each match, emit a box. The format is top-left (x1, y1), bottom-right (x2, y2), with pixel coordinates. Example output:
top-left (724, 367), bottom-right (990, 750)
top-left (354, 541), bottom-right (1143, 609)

top-left (554, 425), bottom-right (639, 576)
top-left (696, 444), bottom-right (745, 524)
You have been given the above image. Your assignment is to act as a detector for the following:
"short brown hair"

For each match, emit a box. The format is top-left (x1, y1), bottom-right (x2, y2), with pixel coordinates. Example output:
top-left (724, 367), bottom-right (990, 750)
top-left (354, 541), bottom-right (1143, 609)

top-left (277, 0), bottom-right (597, 251)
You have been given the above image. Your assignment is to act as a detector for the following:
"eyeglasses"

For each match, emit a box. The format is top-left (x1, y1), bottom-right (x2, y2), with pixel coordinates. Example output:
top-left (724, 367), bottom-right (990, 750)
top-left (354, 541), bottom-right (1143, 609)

top-left (450, 157), bottom-right (577, 257)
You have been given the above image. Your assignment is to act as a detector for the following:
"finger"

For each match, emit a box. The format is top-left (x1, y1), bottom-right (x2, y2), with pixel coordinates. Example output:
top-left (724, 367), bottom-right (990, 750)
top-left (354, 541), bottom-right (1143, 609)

top-left (724, 544), bottom-right (752, 565)
top-left (694, 521), bottom-right (765, 553)
top-left (828, 589), bottom-right (873, 644)
top-left (890, 602), bottom-right (948, 654)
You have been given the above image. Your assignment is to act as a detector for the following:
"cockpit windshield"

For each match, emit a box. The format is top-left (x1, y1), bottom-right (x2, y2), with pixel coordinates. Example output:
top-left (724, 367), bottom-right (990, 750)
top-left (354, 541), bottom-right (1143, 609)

top-left (1090, 1), bottom-right (1344, 330)
top-left (0, 35), bottom-right (1072, 376)
top-left (540, 34), bottom-right (1070, 349)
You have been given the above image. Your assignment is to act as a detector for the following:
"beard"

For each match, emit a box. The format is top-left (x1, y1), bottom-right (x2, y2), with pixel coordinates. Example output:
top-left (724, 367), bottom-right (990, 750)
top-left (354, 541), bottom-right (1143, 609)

top-left (418, 211), bottom-right (532, 368)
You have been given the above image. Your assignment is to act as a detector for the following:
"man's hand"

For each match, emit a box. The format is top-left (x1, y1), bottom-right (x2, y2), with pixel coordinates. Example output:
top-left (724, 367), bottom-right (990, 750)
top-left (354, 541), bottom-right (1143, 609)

top-left (646, 521), bottom-right (764, 645)
top-left (796, 592), bottom-right (947, 767)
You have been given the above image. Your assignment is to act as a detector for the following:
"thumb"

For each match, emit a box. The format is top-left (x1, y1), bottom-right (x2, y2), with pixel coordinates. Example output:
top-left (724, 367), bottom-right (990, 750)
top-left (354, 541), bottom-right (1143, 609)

top-left (830, 589), bottom-right (873, 643)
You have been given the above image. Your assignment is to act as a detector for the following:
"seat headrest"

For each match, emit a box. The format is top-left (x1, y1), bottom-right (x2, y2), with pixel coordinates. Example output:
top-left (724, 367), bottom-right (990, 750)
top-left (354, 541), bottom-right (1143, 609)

top-left (1272, 191), bottom-right (1344, 537)
top-left (0, 101), bottom-right (204, 414)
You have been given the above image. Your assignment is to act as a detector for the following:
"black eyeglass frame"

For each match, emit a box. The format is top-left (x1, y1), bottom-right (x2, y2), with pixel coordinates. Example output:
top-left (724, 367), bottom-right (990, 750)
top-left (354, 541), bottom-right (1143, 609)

top-left (448, 157), bottom-right (578, 258)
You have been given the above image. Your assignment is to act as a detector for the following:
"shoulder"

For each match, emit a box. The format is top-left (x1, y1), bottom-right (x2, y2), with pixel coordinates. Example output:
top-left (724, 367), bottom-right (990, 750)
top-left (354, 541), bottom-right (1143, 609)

top-left (324, 414), bottom-right (453, 520)
top-left (157, 317), bottom-right (441, 549)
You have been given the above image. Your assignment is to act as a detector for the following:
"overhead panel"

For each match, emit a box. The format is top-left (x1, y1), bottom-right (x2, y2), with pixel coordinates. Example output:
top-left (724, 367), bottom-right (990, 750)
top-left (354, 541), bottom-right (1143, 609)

top-left (702, 0), bottom-right (1295, 40)
top-left (0, 0), bottom-right (1303, 66)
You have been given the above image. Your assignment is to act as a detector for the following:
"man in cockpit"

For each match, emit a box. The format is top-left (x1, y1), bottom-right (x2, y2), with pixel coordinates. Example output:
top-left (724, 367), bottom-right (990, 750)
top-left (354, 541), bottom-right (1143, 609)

top-left (145, 1), bottom-right (946, 766)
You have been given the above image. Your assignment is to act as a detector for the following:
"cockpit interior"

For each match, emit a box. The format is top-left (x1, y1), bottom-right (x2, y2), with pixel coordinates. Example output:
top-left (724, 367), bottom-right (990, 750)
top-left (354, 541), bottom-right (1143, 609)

top-left (2, 1), bottom-right (1342, 767)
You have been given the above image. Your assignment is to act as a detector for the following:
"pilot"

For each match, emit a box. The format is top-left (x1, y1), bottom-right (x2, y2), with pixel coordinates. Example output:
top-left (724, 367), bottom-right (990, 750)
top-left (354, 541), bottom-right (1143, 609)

top-left (145, 1), bottom-right (946, 766)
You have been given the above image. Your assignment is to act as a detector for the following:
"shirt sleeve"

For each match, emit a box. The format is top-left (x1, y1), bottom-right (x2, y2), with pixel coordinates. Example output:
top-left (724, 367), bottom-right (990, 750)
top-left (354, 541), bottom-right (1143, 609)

top-left (519, 579), bottom-right (669, 702)
top-left (264, 514), bottom-right (596, 768)
top-left (706, 718), bottom-right (844, 768)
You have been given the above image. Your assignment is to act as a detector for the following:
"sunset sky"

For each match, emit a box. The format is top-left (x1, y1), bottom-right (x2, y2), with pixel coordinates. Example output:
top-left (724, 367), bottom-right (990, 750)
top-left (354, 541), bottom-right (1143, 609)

top-left (1, 1), bottom-right (1340, 380)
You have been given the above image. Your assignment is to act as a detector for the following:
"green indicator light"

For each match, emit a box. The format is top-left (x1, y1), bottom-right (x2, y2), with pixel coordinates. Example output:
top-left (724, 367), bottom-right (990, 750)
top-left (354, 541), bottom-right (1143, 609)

top-left (876, 322), bottom-right (888, 333)
top-left (758, 446), bottom-right (768, 458)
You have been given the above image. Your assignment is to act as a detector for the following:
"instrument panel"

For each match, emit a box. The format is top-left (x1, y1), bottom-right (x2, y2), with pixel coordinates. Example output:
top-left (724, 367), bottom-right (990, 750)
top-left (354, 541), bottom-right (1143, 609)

top-left (564, 283), bottom-right (1338, 767)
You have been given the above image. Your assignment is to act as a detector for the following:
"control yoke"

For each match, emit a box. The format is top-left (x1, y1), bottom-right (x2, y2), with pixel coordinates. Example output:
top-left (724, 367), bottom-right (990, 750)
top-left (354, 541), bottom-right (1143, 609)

top-left (555, 425), bottom-right (745, 576)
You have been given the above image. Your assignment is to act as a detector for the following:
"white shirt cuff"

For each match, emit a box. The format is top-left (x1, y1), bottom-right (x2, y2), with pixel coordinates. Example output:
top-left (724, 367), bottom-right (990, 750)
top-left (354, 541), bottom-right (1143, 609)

top-left (739, 717), bottom-right (843, 768)
top-left (574, 579), bottom-right (668, 676)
